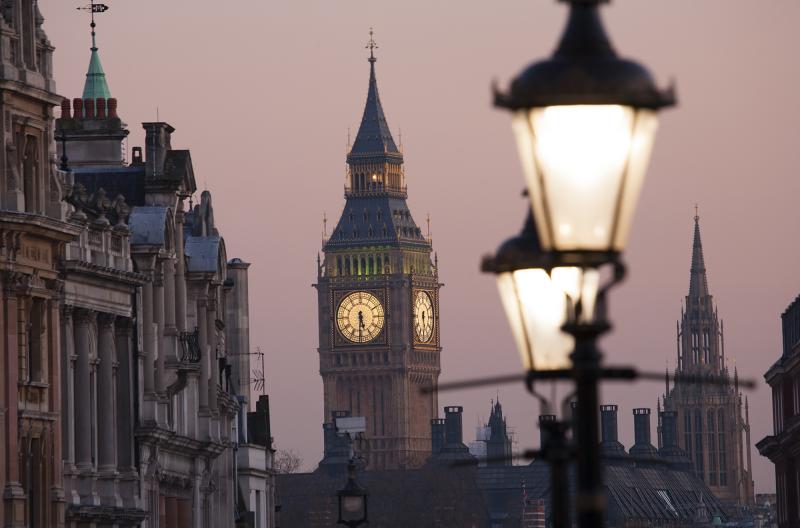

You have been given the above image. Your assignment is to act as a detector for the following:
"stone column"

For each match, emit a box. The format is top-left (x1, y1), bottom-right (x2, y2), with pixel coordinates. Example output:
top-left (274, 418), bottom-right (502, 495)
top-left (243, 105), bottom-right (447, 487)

top-left (198, 298), bottom-right (209, 412)
top-left (60, 306), bottom-right (75, 468)
top-left (73, 308), bottom-right (95, 471)
top-left (153, 261), bottom-right (165, 394)
top-left (3, 281), bottom-right (25, 524)
top-left (207, 297), bottom-right (218, 412)
top-left (47, 297), bottom-right (66, 523)
top-left (114, 319), bottom-right (134, 473)
top-left (174, 208), bottom-right (188, 333)
top-left (163, 257), bottom-right (178, 364)
top-left (142, 278), bottom-right (156, 396)
top-left (96, 313), bottom-right (117, 473)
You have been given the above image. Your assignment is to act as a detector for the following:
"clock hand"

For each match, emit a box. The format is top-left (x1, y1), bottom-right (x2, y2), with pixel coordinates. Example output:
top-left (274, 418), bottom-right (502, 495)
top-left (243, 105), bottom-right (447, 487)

top-left (358, 311), bottom-right (364, 339)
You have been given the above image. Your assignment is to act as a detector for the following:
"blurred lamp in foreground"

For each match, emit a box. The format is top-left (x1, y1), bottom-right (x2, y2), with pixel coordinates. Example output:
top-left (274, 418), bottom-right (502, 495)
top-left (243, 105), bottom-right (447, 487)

top-left (483, 213), bottom-right (599, 372)
top-left (337, 461), bottom-right (368, 527)
top-left (494, 0), bottom-right (675, 253)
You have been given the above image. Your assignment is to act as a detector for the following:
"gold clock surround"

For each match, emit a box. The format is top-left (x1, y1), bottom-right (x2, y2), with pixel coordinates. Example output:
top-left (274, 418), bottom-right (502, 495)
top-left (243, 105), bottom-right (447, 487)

top-left (336, 291), bottom-right (385, 343)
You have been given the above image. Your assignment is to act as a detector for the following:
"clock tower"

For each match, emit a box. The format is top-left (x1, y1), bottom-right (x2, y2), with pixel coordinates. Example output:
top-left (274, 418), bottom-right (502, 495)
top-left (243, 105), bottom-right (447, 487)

top-left (315, 36), bottom-right (441, 470)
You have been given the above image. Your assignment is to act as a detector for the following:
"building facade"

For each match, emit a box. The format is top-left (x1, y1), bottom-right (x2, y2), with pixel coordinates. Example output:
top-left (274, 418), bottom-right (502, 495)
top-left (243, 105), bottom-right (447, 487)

top-left (757, 295), bottom-right (800, 527)
top-left (315, 42), bottom-right (440, 470)
top-left (662, 214), bottom-right (754, 509)
top-left (0, 2), bottom-right (80, 527)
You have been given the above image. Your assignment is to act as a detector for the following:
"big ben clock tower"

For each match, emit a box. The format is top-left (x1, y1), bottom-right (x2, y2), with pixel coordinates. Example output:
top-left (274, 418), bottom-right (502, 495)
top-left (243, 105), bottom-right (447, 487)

top-left (315, 34), bottom-right (441, 470)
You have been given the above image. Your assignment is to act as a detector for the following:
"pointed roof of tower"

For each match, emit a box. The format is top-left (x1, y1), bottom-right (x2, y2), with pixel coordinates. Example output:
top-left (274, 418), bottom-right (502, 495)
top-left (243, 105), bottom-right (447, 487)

top-left (348, 30), bottom-right (399, 159)
top-left (688, 211), bottom-right (709, 298)
top-left (83, 48), bottom-right (111, 100)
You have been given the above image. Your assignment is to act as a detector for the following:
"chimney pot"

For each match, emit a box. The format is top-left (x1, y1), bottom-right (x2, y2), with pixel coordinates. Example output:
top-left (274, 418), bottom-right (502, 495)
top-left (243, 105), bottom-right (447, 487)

top-left (60, 98), bottom-right (71, 119)
top-left (633, 408), bottom-right (651, 446)
top-left (107, 98), bottom-right (118, 118)
top-left (83, 98), bottom-right (95, 119)
top-left (600, 404), bottom-right (619, 444)
top-left (444, 406), bottom-right (464, 445)
top-left (96, 98), bottom-right (106, 119)
top-left (72, 98), bottom-right (83, 119)
top-left (431, 418), bottom-right (446, 455)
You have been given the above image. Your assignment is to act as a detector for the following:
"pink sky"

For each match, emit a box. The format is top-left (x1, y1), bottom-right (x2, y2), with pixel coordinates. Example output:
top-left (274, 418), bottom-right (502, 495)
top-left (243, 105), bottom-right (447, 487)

top-left (44, 0), bottom-right (800, 493)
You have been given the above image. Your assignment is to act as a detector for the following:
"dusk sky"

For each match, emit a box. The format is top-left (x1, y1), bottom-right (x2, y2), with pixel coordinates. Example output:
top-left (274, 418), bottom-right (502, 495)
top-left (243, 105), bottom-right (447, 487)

top-left (44, 0), bottom-right (800, 493)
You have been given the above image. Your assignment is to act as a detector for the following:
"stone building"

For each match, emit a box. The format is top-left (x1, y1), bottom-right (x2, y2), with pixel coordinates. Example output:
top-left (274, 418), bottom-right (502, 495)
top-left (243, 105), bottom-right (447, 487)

top-left (315, 37), bottom-right (441, 471)
top-left (0, 2), bottom-right (80, 527)
top-left (757, 294), bottom-right (800, 527)
top-left (661, 214), bottom-right (754, 510)
top-left (51, 13), bottom-right (273, 527)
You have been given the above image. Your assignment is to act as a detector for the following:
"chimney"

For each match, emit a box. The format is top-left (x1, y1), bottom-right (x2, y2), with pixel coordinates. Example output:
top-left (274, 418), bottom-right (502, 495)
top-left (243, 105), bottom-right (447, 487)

top-left (73, 98), bottom-right (83, 119)
top-left (246, 394), bottom-right (272, 449)
top-left (143, 122), bottom-right (175, 178)
top-left (431, 418), bottom-right (446, 455)
top-left (539, 414), bottom-right (556, 447)
top-left (60, 99), bottom-right (71, 119)
top-left (600, 404), bottom-right (626, 455)
top-left (630, 408), bottom-right (659, 458)
top-left (107, 98), bottom-right (118, 118)
top-left (444, 406), bottom-right (464, 445)
top-left (600, 405), bottom-right (619, 444)
top-left (131, 146), bottom-right (143, 165)
top-left (96, 98), bottom-right (106, 119)
top-left (83, 98), bottom-right (95, 119)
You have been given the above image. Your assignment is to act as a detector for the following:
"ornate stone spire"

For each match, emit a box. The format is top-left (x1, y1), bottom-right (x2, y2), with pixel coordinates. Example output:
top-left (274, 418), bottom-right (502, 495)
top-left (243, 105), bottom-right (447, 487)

top-left (688, 210), bottom-right (709, 299)
top-left (348, 29), bottom-right (400, 160)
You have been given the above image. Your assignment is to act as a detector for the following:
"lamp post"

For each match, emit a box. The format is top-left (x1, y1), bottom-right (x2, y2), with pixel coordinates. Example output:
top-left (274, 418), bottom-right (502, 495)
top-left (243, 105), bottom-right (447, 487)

top-left (337, 460), bottom-right (368, 527)
top-left (488, 0), bottom-right (675, 526)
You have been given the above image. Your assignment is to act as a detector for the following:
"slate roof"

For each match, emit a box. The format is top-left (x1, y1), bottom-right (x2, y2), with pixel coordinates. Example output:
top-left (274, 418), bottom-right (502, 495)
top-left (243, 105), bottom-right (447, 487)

top-left (324, 195), bottom-right (429, 251)
top-left (73, 166), bottom-right (147, 207)
top-left (347, 57), bottom-right (400, 162)
top-left (184, 235), bottom-right (222, 273)
top-left (128, 207), bottom-right (169, 246)
top-left (276, 456), bottom-right (729, 527)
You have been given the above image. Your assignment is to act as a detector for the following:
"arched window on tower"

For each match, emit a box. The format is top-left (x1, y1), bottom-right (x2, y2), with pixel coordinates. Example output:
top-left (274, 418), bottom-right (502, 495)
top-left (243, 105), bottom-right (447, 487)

top-left (377, 255), bottom-right (382, 274)
top-left (384, 253), bottom-right (390, 273)
top-left (694, 409), bottom-right (704, 480)
top-left (360, 257), bottom-right (366, 276)
top-left (345, 257), bottom-right (351, 276)
top-left (718, 409), bottom-right (727, 486)
top-left (337, 257), bottom-right (343, 276)
top-left (708, 409), bottom-right (717, 485)
top-left (684, 411), bottom-right (692, 458)
top-left (368, 256), bottom-right (374, 275)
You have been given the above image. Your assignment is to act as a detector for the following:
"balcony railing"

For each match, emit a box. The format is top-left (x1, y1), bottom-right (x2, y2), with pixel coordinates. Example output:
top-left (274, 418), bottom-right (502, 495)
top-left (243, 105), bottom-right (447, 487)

top-left (179, 328), bottom-right (201, 363)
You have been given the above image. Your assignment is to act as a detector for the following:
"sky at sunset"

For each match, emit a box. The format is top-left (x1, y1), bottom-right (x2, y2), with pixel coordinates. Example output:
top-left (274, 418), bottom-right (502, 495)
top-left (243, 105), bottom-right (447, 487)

top-left (43, 0), bottom-right (800, 493)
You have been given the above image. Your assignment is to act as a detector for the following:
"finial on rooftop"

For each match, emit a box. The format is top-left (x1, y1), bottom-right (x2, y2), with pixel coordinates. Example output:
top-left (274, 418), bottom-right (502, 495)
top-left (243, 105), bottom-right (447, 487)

top-left (366, 27), bottom-right (378, 62)
top-left (694, 203), bottom-right (699, 222)
top-left (77, 1), bottom-right (109, 51)
top-left (78, 1), bottom-right (111, 101)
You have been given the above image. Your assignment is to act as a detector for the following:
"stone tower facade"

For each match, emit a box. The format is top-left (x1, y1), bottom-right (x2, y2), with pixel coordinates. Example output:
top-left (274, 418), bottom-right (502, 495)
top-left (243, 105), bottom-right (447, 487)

top-left (315, 45), bottom-right (441, 470)
top-left (662, 214), bottom-right (754, 509)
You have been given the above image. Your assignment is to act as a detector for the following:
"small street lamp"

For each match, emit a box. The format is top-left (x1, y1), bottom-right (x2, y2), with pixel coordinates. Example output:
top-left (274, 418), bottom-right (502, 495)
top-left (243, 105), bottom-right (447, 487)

top-left (489, 0), bottom-right (675, 527)
top-left (337, 460), bottom-right (368, 527)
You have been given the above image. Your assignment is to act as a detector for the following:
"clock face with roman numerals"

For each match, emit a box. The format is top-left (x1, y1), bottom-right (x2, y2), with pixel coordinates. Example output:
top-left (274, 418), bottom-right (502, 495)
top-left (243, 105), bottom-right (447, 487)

top-left (414, 291), bottom-right (434, 343)
top-left (337, 291), bottom-right (385, 343)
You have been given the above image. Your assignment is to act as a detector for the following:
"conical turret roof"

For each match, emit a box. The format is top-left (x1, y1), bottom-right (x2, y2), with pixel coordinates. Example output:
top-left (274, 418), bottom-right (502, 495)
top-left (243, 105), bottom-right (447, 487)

top-left (82, 46), bottom-right (111, 100)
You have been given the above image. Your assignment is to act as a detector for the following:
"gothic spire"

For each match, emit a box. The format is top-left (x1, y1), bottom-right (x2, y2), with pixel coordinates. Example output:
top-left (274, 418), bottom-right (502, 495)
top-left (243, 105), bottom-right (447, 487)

top-left (348, 29), bottom-right (400, 160)
top-left (688, 210), bottom-right (709, 299)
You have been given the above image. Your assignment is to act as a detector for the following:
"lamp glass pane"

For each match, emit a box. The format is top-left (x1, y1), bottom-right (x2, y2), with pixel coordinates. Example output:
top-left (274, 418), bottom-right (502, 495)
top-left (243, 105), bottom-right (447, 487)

top-left (512, 113), bottom-right (552, 249)
top-left (342, 495), bottom-right (364, 515)
top-left (550, 267), bottom-right (600, 323)
top-left (517, 105), bottom-right (637, 251)
top-left (497, 269), bottom-right (574, 371)
top-left (611, 110), bottom-right (658, 250)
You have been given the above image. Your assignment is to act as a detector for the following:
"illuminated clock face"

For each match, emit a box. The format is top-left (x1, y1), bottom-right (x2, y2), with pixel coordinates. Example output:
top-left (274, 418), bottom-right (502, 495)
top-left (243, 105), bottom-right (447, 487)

top-left (414, 291), bottom-right (434, 343)
top-left (337, 291), bottom-right (385, 343)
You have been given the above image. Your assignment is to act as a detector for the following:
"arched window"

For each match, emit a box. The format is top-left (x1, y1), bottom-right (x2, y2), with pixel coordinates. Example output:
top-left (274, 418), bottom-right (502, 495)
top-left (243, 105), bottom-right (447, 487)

top-left (360, 257), bottom-right (366, 276)
top-left (718, 409), bottom-right (727, 486)
top-left (695, 409), bottom-right (704, 480)
top-left (384, 253), bottom-right (390, 273)
top-left (337, 257), bottom-right (343, 276)
top-left (707, 409), bottom-right (717, 485)
top-left (368, 256), bottom-right (374, 275)
top-left (684, 411), bottom-right (692, 459)
top-left (345, 257), bottom-right (351, 275)
top-left (377, 256), bottom-right (382, 274)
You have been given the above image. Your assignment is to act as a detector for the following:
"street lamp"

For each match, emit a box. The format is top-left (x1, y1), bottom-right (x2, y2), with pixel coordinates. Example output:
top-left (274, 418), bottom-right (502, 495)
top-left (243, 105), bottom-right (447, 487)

top-left (337, 460), bottom-right (368, 527)
top-left (495, 0), bottom-right (674, 255)
top-left (490, 1), bottom-right (675, 527)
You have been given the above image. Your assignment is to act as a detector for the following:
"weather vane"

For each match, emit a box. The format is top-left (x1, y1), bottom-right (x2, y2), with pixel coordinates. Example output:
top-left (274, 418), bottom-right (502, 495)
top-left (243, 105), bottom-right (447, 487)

top-left (366, 27), bottom-right (378, 61)
top-left (77, 0), bottom-right (109, 51)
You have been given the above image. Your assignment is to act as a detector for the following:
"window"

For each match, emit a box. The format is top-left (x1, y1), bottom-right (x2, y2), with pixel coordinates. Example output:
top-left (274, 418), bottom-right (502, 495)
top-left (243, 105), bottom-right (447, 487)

top-left (694, 409), bottom-right (704, 480)
top-left (684, 411), bottom-right (692, 457)
top-left (363, 211), bottom-right (368, 222)
top-left (707, 410), bottom-right (716, 485)
top-left (718, 409), bottom-right (727, 486)
top-left (377, 256), bottom-right (382, 274)
top-left (337, 257), bottom-right (342, 276)
top-left (368, 256), bottom-right (374, 275)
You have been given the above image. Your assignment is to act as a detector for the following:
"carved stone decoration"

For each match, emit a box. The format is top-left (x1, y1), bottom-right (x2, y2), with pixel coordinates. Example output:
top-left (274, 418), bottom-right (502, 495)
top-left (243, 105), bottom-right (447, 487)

top-left (111, 194), bottom-right (130, 228)
top-left (90, 187), bottom-right (111, 226)
top-left (68, 182), bottom-right (88, 221)
top-left (6, 142), bottom-right (20, 190)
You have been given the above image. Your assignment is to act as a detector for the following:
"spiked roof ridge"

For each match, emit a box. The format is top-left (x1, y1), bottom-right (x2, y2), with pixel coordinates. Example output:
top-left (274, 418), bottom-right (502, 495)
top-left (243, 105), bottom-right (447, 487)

top-left (688, 214), bottom-right (710, 298)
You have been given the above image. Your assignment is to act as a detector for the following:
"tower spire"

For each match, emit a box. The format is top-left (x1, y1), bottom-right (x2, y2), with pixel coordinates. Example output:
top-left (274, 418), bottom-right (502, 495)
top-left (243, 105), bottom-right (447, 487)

top-left (688, 208), bottom-right (709, 298)
top-left (348, 28), bottom-right (400, 159)
top-left (78, 2), bottom-right (111, 101)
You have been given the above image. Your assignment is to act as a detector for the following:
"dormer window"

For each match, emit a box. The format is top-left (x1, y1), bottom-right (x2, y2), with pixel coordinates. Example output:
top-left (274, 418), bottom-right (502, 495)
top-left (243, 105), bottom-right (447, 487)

top-left (363, 211), bottom-right (368, 222)
top-left (377, 210), bottom-right (382, 221)
top-left (382, 226), bottom-right (387, 237)
top-left (349, 212), bottom-right (354, 223)
top-left (353, 229), bottom-right (358, 238)
top-left (368, 227), bottom-right (374, 237)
